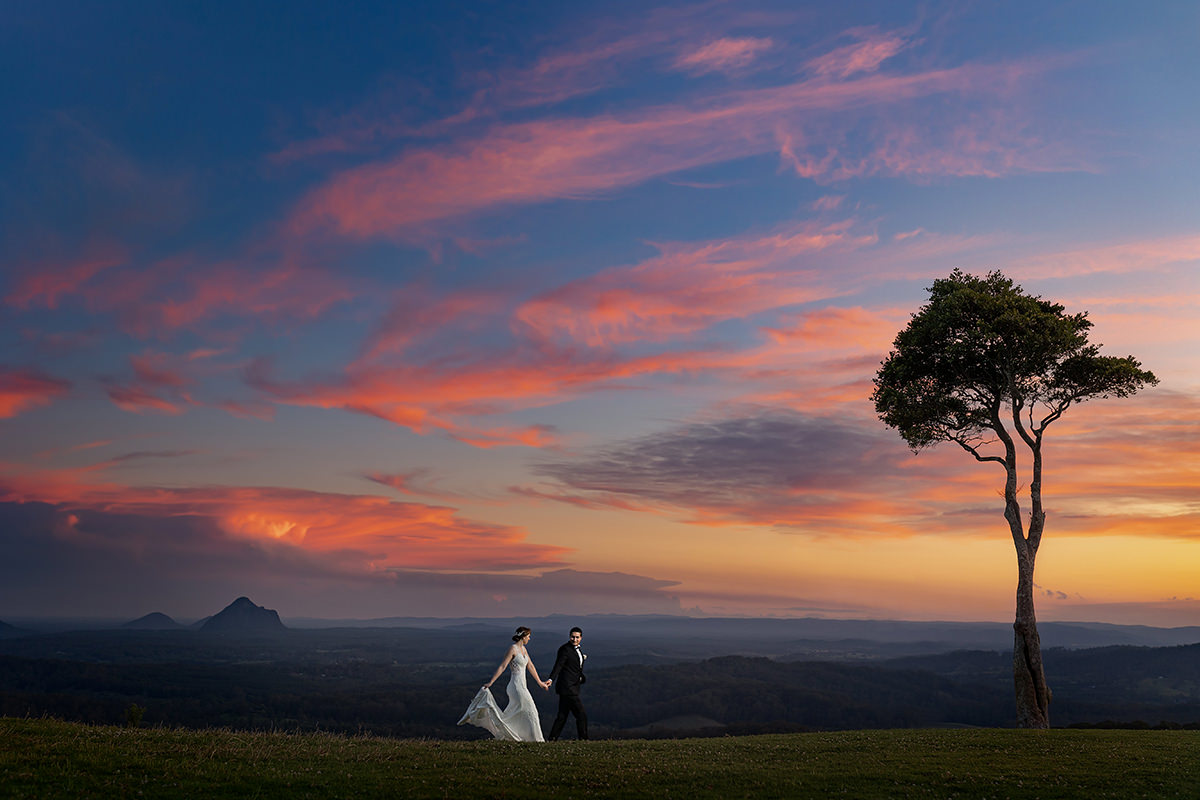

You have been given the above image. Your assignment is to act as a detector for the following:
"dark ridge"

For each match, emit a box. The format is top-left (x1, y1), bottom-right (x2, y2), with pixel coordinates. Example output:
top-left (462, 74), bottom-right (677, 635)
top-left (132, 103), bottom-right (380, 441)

top-left (199, 597), bottom-right (286, 634)
top-left (0, 620), bottom-right (29, 638)
top-left (122, 612), bottom-right (183, 630)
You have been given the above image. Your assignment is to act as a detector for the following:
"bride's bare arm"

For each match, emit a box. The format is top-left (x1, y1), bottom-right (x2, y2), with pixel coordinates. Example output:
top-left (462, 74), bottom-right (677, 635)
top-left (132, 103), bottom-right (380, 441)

top-left (485, 646), bottom-right (516, 687)
top-left (526, 656), bottom-right (550, 689)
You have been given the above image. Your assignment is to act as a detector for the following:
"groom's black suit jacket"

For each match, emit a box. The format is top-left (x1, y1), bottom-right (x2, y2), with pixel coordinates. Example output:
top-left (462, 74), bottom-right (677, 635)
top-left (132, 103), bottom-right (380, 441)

top-left (548, 642), bottom-right (585, 696)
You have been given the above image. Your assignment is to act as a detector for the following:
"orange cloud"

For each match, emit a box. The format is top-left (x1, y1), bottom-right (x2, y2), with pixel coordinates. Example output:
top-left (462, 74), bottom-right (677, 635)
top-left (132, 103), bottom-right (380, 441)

top-left (761, 306), bottom-right (907, 352)
top-left (0, 467), bottom-right (568, 573)
top-left (0, 367), bottom-right (71, 418)
top-left (516, 222), bottom-right (873, 346)
top-left (363, 469), bottom-right (478, 504)
top-left (250, 342), bottom-right (740, 445)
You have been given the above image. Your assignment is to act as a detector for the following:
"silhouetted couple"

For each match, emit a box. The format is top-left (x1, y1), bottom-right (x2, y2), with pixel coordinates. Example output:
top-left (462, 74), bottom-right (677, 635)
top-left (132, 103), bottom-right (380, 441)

top-left (457, 625), bottom-right (587, 741)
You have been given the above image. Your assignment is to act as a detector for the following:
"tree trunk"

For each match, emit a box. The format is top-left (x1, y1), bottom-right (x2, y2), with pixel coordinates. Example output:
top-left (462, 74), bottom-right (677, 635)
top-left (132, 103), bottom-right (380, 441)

top-left (1001, 424), bottom-right (1050, 729)
top-left (1013, 546), bottom-right (1050, 727)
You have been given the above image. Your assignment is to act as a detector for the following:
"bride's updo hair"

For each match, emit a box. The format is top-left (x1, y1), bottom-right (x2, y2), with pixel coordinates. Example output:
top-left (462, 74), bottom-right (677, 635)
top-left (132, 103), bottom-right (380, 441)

top-left (512, 626), bottom-right (531, 642)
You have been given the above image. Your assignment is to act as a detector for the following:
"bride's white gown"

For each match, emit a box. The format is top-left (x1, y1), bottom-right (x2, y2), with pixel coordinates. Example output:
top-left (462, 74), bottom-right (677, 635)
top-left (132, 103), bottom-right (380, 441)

top-left (457, 646), bottom-right (544, 741)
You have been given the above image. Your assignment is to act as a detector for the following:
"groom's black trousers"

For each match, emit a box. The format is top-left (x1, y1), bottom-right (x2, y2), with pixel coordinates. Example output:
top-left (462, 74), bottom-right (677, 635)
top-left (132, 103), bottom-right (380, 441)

top-left (549, 693), bottom-right (587, 740)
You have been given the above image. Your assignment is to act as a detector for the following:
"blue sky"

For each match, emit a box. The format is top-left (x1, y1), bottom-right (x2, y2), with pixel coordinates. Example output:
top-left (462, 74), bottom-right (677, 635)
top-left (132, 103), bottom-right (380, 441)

top-left (1, 1), bottom-right (1197, 623)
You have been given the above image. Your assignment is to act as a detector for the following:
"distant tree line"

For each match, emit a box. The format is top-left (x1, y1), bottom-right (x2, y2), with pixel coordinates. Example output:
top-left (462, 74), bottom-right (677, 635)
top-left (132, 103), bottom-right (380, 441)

top-left (3, 649), bottom-right (1199, 738)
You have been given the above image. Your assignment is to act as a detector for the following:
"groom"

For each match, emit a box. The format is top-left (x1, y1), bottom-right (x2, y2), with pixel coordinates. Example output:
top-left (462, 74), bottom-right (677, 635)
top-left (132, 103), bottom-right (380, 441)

top-left (546, 626), bottom-right (588, 740)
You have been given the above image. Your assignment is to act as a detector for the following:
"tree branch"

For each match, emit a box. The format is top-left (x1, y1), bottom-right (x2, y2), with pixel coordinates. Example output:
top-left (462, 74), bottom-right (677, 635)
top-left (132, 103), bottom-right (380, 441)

top-left (1037, 397), bottom-right (1073, 433)
top-left (1011, 395), bottom-right (1038, 449)
top-left (953, 437), bottom-right (1007, 465)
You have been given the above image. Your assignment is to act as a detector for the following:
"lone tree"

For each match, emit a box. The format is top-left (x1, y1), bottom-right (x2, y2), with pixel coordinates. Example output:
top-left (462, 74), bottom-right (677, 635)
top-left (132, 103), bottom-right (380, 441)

top-left (872, 269), bottom-right (1157, 728)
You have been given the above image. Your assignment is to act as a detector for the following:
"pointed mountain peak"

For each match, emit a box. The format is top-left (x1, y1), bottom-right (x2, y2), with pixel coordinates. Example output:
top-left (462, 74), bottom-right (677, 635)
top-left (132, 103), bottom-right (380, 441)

top-left (201, 597), bottom-right (286, 633)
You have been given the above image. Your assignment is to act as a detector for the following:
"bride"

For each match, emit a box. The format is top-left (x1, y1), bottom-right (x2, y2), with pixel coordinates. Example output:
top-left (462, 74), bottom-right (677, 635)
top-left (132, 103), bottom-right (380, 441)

top-left (457, 626), bottom-right (549, 741)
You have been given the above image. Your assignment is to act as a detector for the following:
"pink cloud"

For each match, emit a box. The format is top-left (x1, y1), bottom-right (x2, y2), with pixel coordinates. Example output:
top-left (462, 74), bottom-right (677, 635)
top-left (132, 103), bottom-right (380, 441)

top-left (812, 195), bottom-right (845, 211)
top-left (102, 351), bottom-right (193, 415)
top-left (806, 30), bottom-right (909, 79)
top-left (128, 259), bottom-right (355, 337)
top-left (761, 306), bottom-right (907, 352)
top-left (104, 350), bottom-right (274, 420)
top-left (0, 367), bottom-right (71, 418)
top-left (515, 221), bottom-right (874, 346)
top-left (1010, 233), bottom-right (1200, 280)
top-left (249, 343), bottom-right (739, 446)
top-left (105, 384), bottom-right (185, 416)
top-left (364, 469), bottom-right (474, 503)
top-left (288, 55), bottom-right (1065, 239)
top-left (674, 36), bottom-right (774, 74)
top-left (5, 243), bottom-right (127, 310)
top-left (359, 288), bottom-right (509, 362)
top-left (268, 5), bottom-right (799, 165)
top-left (15, 250), bottom-right (357, 340)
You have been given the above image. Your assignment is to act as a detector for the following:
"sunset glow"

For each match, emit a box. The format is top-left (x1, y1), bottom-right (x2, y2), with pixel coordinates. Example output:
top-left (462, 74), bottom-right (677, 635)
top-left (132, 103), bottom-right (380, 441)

top-left (1, 2), bottom-right (1196, 624)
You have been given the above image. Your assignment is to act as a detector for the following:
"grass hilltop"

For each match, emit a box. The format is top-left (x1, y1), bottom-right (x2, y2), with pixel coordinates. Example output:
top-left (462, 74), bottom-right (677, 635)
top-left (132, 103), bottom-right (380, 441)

top-left (3, 717), bottom-right (1198, 799)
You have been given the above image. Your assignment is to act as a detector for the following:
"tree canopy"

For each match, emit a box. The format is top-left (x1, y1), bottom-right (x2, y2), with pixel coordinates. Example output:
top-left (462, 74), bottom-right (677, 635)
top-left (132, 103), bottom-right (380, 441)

top-left (872, 269), bottom-right (1157, 460)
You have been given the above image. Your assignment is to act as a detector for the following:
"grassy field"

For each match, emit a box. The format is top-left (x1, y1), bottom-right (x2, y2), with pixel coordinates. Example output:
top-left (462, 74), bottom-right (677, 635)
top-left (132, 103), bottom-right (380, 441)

top-left (2, 718), bottom-right (1197, 799)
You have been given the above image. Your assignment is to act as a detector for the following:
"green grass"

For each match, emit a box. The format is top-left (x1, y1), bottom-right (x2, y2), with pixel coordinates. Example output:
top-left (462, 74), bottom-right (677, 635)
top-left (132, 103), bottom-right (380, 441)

top-left (2, 718), bottom-right (1197, 799)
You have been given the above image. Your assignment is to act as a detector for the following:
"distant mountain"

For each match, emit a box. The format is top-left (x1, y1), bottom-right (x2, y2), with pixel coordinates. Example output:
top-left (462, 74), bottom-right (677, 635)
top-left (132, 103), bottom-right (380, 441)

top-left (0, 620), bottom-right (28, 638)
top-left (199, 597), bottom-right (286, 634)
top-left (123, 612), bottom-right (183, 630)
top-left (279, 614), bottom-right (1200, 651)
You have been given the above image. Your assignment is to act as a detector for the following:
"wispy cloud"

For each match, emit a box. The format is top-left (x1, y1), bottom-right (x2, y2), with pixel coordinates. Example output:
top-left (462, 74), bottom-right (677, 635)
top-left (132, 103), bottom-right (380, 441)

top-left (805, 29), bottom-right (910, 79)
top-left (363, 469), bottom-right (475, 503)
top-left (5, 242), bottom-right (128, 310)
top-left (288, 53), bottom-right (1067, 239)
top-left (674, 36), bottom-right (775, 74)
top-left (267, 5), bottom-right (798, 165)
top-left (1011, 233), bottom-right (1200, 280)
top-left (0, 366), bottom-right (71, 418)
top-left (247, 343), bottom-right (733, 447)
top-left (9, 243), bottom-right (357, 342)
top-left (515, 221), bottom-right (872, 346)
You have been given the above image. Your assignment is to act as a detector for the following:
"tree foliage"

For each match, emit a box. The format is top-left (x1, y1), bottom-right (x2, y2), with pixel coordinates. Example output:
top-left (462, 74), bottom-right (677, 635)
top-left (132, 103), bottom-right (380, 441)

top-left (873, 269), bottom-right (1156, 458)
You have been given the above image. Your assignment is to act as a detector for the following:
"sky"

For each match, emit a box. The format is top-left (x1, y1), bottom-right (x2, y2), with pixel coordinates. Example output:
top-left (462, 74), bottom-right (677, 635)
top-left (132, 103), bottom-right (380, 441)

top-left (1, 1), bottom-right (1197, 625)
